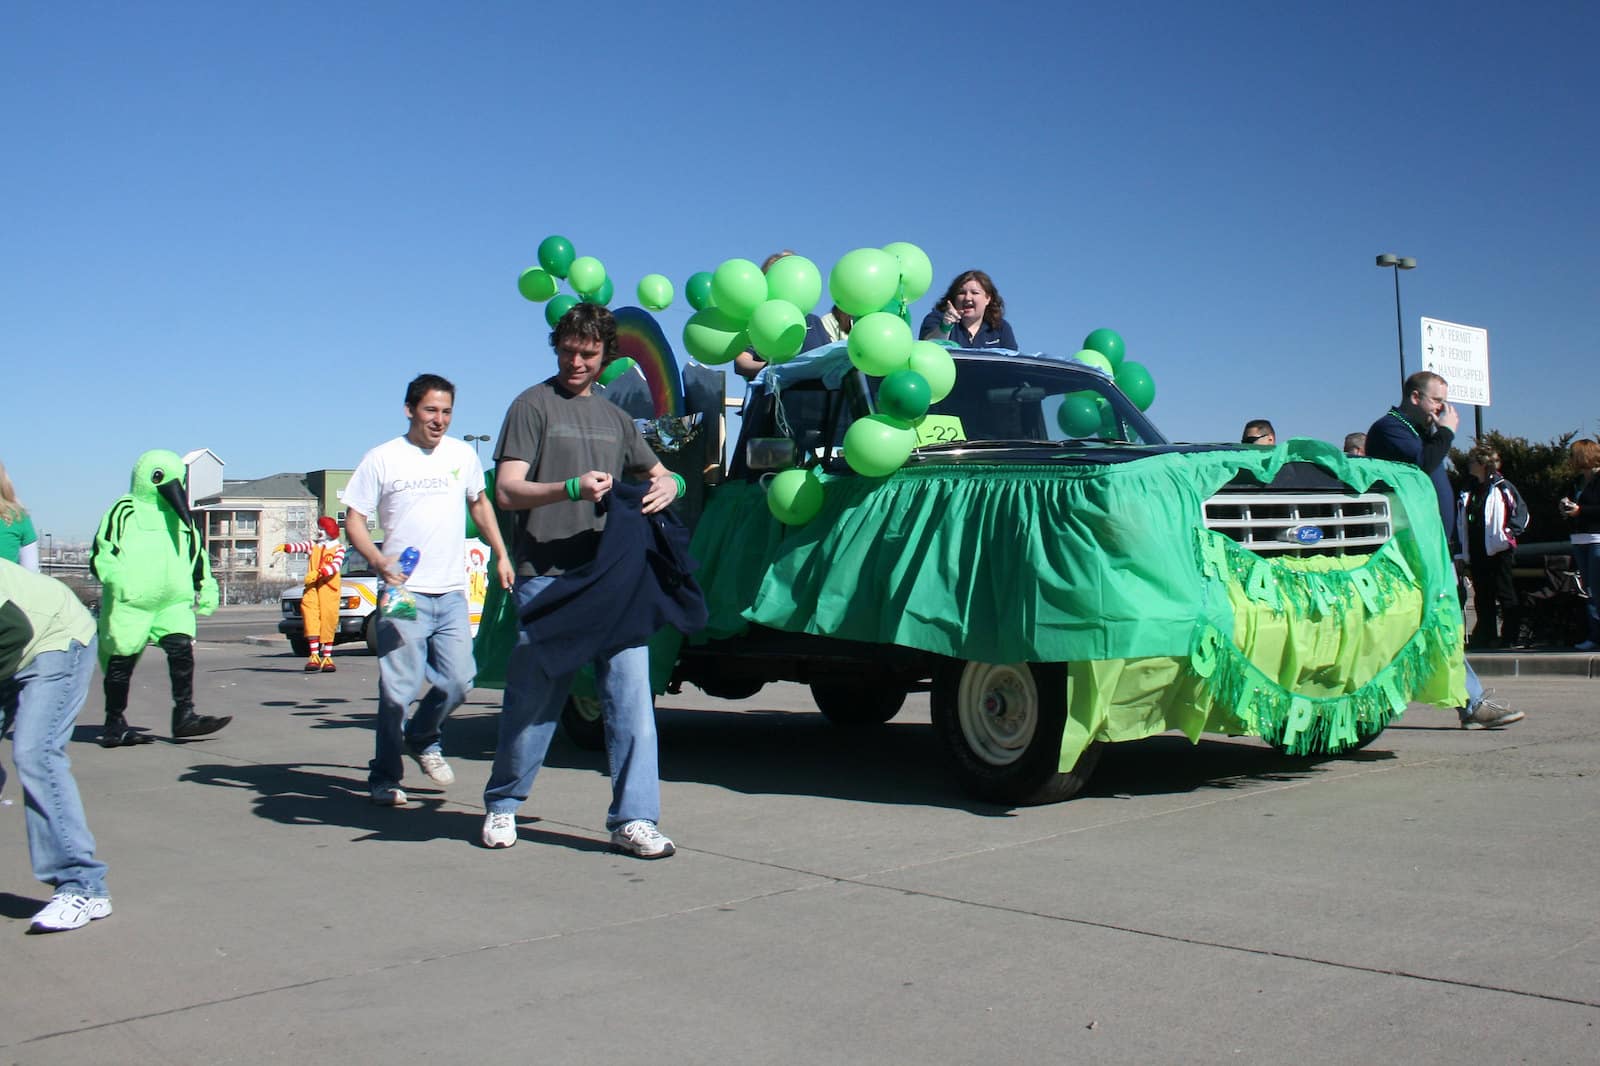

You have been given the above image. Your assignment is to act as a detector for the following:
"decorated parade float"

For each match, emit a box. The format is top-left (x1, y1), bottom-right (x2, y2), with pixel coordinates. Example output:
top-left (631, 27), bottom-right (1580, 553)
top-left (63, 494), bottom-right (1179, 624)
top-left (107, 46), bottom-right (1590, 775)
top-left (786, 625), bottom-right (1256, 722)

top-left (478, 239), bottom-right (1468, 806)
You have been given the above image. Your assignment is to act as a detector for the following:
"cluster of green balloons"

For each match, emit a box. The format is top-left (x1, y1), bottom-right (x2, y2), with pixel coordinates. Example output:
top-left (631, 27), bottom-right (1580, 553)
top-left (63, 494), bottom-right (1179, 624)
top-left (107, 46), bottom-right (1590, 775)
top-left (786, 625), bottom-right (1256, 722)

top-left (518, 234), bottom-right (677, 327)
top-left (681, 253), bottom-right (823, 367)
top-left (686, 242), bottom-right (935, 375)
top-left (837, 284), bottom-right (958, 481)
top-left (1069, 327), bottom-right (1156, 414)
top-left (753, 242), bottom-right (945, 521)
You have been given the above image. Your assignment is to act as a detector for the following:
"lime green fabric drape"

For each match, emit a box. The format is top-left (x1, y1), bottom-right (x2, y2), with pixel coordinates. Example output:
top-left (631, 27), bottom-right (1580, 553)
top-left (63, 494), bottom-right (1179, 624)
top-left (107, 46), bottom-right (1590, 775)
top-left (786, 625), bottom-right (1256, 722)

top-left (476, 437), bottom-right (1467, 767)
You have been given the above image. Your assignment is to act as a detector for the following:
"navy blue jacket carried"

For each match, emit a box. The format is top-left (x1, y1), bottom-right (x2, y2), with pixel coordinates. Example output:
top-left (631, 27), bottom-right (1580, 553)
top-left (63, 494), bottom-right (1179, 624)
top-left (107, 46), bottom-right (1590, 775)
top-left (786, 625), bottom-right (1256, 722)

top-left (520, 480), bottom-right (707, 677)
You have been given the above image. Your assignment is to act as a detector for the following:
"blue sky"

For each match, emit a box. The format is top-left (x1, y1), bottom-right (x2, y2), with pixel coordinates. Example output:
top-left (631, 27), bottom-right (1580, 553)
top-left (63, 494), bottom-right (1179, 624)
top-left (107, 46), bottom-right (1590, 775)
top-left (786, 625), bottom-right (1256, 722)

top-left (6, 1), bottom-right (1596, 541)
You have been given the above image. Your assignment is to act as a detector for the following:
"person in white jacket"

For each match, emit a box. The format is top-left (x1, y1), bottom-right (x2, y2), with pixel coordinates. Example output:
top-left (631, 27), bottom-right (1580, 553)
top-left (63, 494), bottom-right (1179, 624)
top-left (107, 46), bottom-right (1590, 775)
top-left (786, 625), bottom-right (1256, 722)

top-left (1456, 446), bottom-right (1530, 649)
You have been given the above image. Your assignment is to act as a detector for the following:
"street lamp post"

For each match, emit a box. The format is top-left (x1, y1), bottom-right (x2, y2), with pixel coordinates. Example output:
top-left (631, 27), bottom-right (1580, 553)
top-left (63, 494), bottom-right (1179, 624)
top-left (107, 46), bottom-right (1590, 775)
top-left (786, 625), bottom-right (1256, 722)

top-left (1375, 254), bottom-right (1416, 391)
top-left (463, 434), bottom-right (491, 462)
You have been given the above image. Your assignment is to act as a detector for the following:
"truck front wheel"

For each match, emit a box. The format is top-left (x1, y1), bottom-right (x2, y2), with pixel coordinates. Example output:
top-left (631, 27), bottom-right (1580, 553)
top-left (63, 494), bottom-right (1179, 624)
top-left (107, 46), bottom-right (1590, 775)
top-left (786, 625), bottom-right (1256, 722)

top-left (810, 681), bottom-right (906, 727)
top-left (288, 636), bottom-right (311, 659)
top-left (363, 614), bottom-right (379, 655)
top-left (931, 660), bottom-right (1102, 806)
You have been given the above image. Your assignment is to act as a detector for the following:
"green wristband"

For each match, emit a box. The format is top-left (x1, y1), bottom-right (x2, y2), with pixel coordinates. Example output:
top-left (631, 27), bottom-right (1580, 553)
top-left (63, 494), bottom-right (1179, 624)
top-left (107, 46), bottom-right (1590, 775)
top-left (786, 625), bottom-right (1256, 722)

top-left (671, 473), bottom-right (686, 498)
top-left (565, 477), bottom-right (582, 501)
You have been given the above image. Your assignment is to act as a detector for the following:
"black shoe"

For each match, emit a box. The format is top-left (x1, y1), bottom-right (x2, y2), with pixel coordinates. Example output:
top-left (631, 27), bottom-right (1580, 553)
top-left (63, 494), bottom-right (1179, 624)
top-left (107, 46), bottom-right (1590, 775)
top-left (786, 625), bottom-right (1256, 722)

top-left (171, 712), bottom-right (232, 739)
top-left (99, 714), bottom-right (154, 747)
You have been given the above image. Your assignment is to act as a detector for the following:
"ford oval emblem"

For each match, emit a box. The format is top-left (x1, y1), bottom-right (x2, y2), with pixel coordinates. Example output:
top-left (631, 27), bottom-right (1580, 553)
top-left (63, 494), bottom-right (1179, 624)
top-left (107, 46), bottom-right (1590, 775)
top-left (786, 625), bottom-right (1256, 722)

top-left (1289, 525), bottom-right (1324, 545)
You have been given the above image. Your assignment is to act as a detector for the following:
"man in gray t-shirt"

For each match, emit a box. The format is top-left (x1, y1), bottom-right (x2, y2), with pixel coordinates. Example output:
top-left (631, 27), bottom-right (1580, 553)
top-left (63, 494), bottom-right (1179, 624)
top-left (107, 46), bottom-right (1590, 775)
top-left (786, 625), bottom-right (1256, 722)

top-left (482, 303), bottom-right (682, 859)
top-left (496, 376), bottom-right (659, 575)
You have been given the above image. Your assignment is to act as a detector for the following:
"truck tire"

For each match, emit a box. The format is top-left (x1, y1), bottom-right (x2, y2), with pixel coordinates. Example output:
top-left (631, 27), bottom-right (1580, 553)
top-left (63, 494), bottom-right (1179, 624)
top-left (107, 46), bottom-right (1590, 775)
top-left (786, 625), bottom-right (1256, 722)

top-left (931, 660), bottom-right (1102, 806)
top-left (810, 680), bottom-right (905, 727)
top-left (560, 693), bottom-right (606, 751)
top-left (363, 614), bottom-right (379, 655)
top-left (288, 636), bottom-right (311, 659)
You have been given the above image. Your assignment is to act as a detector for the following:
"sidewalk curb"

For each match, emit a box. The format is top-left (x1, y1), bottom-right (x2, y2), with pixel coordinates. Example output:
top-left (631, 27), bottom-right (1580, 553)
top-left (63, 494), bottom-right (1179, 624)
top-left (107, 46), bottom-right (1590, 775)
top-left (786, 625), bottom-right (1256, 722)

top-left (1467, 651), bottom-right (1599, 679)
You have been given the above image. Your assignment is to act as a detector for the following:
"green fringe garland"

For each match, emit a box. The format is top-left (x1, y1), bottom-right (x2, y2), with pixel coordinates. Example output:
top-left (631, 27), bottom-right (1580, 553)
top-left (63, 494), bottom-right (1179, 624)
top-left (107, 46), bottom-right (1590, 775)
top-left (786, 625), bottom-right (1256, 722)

top-left (1188, 529), bottom-right (1460, 755)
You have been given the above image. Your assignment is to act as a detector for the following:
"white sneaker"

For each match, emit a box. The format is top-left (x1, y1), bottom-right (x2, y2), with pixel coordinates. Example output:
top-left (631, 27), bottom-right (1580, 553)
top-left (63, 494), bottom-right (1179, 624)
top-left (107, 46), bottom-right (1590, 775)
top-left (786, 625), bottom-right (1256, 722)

top-left (610, 820), bottom-right (675, 859)
top-left (1459, 695), bottom-right (1525, 729)
top-left (410, 749), bottom-right (455, 786)
top-left (370, 785), bottom-right (407, 806)
top-left (482, 811), bottom-right (517, 849)
top-left (30, 892), bottom-right (113, 933)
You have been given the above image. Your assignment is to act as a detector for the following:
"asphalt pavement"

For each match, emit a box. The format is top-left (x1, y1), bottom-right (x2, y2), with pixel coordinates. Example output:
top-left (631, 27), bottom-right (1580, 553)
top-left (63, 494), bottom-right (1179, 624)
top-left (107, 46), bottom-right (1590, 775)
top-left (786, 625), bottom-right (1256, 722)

top-left (2, 637), bottom-right (1597, 1064)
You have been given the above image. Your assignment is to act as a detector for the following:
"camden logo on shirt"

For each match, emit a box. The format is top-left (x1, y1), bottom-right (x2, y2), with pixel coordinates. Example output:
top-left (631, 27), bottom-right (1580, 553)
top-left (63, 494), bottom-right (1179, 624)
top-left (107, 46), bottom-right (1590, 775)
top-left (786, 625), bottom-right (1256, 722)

top-left (389, 476), bottom-right (454, 493)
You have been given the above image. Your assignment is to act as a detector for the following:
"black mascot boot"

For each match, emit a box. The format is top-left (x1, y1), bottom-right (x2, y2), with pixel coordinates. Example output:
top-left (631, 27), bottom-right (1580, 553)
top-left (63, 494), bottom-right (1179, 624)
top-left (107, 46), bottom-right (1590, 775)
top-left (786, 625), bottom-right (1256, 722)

top-left (171, 705), bottom-right (232, 739)
top-left (100, 712), bottom-right (154, 747)
top-left (161, 635), bottom-right (232, 739)
top-left (100, 656), bottom-right (154, 747)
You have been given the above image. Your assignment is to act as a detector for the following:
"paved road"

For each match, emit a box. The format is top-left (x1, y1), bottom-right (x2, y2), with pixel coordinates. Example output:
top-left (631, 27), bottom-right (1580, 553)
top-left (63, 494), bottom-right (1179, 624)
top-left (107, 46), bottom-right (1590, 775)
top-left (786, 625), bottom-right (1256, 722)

top-left (3, 643), bottom-right (1597, 1064)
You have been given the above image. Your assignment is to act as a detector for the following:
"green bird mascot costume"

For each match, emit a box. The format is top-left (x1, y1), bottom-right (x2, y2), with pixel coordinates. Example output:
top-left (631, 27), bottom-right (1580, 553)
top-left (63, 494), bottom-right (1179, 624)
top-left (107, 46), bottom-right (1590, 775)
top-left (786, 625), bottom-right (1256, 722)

top-left (91, 450), bottom-right (232, 746)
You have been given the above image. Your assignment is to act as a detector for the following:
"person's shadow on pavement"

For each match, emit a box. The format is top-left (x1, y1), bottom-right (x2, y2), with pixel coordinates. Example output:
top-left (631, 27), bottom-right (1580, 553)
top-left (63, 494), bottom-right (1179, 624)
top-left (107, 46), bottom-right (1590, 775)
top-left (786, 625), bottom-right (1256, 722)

top-left (179, 761), bottom-right (610, 853)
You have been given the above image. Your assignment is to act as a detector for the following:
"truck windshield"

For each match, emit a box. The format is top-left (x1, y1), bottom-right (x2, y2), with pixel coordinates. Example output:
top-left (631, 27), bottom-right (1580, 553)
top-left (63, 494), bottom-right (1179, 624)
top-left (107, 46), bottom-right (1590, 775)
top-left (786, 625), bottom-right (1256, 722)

top-left (886, 357), bottom-right (1166, 446)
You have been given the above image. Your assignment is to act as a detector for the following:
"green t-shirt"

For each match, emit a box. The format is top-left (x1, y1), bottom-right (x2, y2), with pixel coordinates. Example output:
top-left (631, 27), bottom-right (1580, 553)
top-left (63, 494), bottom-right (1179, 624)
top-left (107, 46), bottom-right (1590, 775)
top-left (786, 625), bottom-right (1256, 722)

top-left (495, 379), bottom-right (657, 576)
top-left (0, 510), bottom-right (37, 563)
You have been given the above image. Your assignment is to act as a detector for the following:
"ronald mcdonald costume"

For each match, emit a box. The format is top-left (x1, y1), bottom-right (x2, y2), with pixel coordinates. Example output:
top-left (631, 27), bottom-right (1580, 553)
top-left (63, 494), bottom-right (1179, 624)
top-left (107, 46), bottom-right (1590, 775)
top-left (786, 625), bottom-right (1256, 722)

top-left (278, 516), bottom-right (345, 672)
top-left (90, 449), bottom-right (232, 746)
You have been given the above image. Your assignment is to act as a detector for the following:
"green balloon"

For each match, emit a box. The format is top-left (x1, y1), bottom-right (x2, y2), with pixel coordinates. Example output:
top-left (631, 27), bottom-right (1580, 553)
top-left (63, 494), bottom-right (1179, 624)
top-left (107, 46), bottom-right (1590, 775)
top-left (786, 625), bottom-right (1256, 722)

top-left (1083, 328), bottom-right (1126, 367)
top-left (747, 299), bottom-right (808, 363)
top-left (682, 307), bottom-right (749, 366)
top-left (636, 274), bottom-right (673, 311)
top-left (844, 415), bottom-right (916, 478)
top-left (878, 369), bottom-right (931, 423)
top-left (766, 468), bottom-right (825, 526)
top-left (517, 267), bottom-right (558, 302)
top-left (580, 276), bottom-right (613, 305)
top-left (882, 241), bottom-right (933, 302)
top-left (1115, 360), bottom-right (1156, 411)
top-left (906, 341), bottom-right (957, 403)
top-left (685, 271), bottom-right (715, 311)
top-left (829, 247), bottom-right (900, 318)
top-left (537, 235), bottom-right (575, 279)
top-left (1056, 391), bottom-right (1103, 437)
top-left (846, 312), bottom-right (913, 377)
top-left (567, 256), bottom-right (605, 296)
top-left (544, 294), bottom-right (580, 328)
top-left (597, 357), bottom-right (638, 387)
top-left (763, 255), bottom-right (822, 313)
top-left (711, 258), bottom-right (767, 323)
top-left (1074, 348), bottom-right (1114, 375)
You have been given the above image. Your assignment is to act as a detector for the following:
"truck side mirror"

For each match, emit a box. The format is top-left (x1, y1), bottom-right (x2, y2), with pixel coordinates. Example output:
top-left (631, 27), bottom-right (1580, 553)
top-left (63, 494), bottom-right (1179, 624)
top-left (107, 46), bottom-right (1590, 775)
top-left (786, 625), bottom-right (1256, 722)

top-left (745, 437), bottom-right (799, 472)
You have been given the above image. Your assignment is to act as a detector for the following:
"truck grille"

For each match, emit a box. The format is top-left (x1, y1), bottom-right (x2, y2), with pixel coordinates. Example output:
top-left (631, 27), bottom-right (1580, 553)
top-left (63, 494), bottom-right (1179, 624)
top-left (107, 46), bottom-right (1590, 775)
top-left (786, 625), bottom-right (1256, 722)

top-left (1203, 492), bottom-right (1392, 556)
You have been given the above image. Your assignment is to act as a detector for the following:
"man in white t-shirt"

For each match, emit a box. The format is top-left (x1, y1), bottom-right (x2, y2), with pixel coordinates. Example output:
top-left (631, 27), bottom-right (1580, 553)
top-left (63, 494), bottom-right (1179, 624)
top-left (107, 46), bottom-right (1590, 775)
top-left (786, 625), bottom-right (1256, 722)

top-left (344, 373), bottom-right (514, 806)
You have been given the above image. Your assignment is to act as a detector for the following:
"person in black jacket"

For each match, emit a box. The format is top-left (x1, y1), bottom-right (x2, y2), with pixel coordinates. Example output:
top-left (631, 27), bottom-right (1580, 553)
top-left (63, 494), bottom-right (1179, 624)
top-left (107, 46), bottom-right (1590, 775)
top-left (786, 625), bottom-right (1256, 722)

top-left (1455, 446), bottom-right (1529, 649)
top-left (1559, 437), bottom-right (1600, 651)
top-left (1365, 371), bottom-right (1524, 728)
top-left (481, 303), bottom-right (687, 858)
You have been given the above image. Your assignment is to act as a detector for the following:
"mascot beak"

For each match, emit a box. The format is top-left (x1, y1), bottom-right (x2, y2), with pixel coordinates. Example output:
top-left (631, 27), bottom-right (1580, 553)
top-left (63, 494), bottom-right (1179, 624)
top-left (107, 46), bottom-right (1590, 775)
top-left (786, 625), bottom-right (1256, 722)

top-left (156, 477), bottom-right (196, 527)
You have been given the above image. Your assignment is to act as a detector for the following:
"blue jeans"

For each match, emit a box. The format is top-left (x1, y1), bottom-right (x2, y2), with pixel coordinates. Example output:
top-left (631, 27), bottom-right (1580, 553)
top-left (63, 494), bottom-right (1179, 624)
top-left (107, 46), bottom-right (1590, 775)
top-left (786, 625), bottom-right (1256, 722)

top-left (483, 576), bottom-right (660, 830)
top-left (1462, 660), bottom-right (1485, 716)
top-left (10, 639), bottom-right (108, 897)
top-left (368, 591), bottom-right (474, 789)
top-left (1573, 542), bottom-right (1600, 643)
